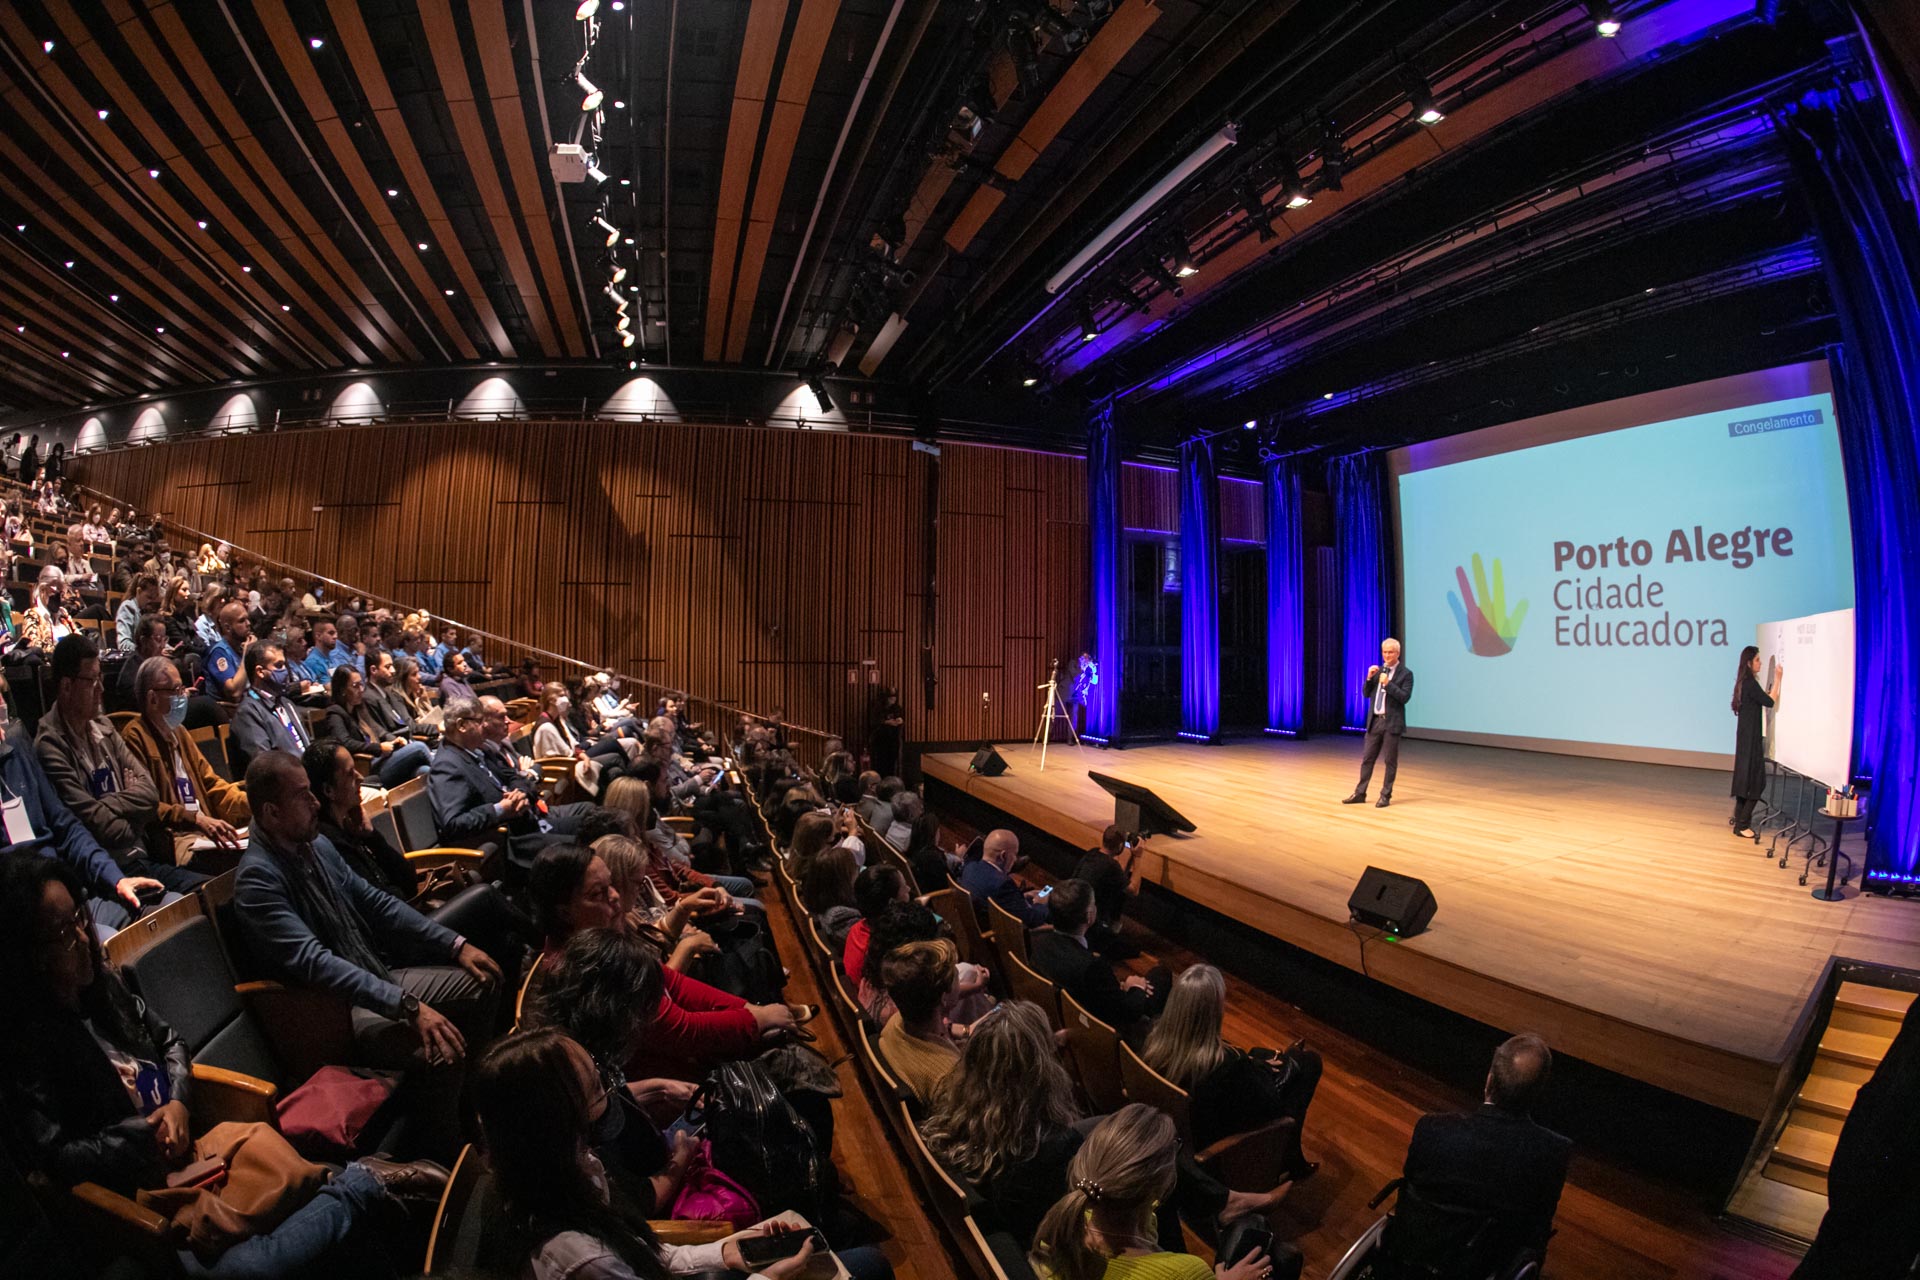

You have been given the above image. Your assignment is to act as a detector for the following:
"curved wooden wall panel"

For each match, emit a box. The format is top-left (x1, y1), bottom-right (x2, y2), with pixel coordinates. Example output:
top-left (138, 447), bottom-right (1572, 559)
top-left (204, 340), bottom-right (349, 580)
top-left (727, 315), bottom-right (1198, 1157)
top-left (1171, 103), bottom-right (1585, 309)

top-left (74, 424), bottom-right (1087, 747)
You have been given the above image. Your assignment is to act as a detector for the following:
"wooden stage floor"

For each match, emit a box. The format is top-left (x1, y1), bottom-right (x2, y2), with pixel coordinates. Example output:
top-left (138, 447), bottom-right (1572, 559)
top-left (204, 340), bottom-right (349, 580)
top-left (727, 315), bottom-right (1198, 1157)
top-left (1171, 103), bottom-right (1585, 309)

top-left (923, 737), bottom-right (1920, 1117)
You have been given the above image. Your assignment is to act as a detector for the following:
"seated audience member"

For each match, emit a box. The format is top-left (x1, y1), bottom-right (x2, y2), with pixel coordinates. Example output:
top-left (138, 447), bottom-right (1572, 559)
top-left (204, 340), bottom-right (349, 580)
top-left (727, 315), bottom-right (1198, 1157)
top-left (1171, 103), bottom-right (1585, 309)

top-left (525, 843), bottom-right (794, 1079)
top-left (959, 827), bottom-right (1048, 929)
top-left (393, 655), bottom-right (436, 722)
top-left (320, 666), bottom-right (432, 787)
top-left (877, 939), bottom-right (966, 1105)
top-left (113, 614), bottom-right (168, 711)
top-left (784, 809), bottom-right (837, 883)
top-left (799, 842), bottom-right (861, 943)
top-left (472, 1028), bottom-right (891, 1280)
top-left (1028, 880), bottom-right (1167, 1040)
top-left (234, 749), bottom-right (503, 1156)
top-left (606, 773), bottom-right (758, 903)
top-left (858, 775), bottom-right (898, 831)
top-left (1030, 1105), bottom-right (1285, 1280)
top-left (304, 741), bottom-right (532, 976)
top-left (884, 789), bottom-right (921, 850)
top-left (437, 650), bottom-right (479, 705)
top-left (201, 600), bottom-right (255, 704)
top-left (114, 573), bottom-right (162, 654)
top-left (228, 640), bottom-right (316, 774)
top-left (429, 697), bottom-right (566, 867)
top-left (1143, 964), bottom-right (1321, 1179)
top-left (19, 566), bottom-right (76, 652)
top-left (35, 635), bottom-right (207, 898)
top-left (286, 623), bottom-right (330, 688)
top-left (903, 809), bottom-right (956, 896)
top-left (60, 527), bottom-right (100, 590)
top-left (1388, 1034), bottom-right (1570, 1269)
top-left (591, 833), bottom-right (733, 978)
top-left (0, 852), bottom-right (446, 1276)
top-left (1075, 825), bottom-right (1142, 953)
top-left (120, 655), bottom-right (249, 864)
top-left (309, 616), bottom-right (355, 677)
top-left (478, 694), bottom-right (597, 830)
top-left (361, 648), bottom-right (427, 739)
top-left (192, 585), bottom-right (225, 649)
top-left (142, 540), bottom-right (178, 581)
top-left (841, 863), bottom-right (910, 990)
top-left (161, 578), bottom-right (199, 652)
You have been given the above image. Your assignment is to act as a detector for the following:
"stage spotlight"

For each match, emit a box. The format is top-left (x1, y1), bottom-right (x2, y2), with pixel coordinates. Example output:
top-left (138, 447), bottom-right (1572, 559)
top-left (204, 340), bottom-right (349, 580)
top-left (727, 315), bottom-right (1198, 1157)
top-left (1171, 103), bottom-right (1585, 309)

top-left (616, 314), bottom-right (631, 332)
top-left (1008, 17), bottom-right (1041, 98)
top-left (620, 330), bottom-right (635, 347)
top-left (1319, 121), bottom-right (1345, 192)
top-left (1169, 228), bottom-right (1198, 278)
top-left (586, 164), bottom-right (608, 185)
top-left (1406, 70), bottom-right (1444, 125)
top-left (575, 0), bottom-right (599, 18)
top-left (1142, 254), bottom-right (1183, 298)
top-left (594, 216), bottom-right (619, 246)
top-left (1023, 374), bottom-right (1039, 387)
top-left (612, 0), bottom-right (626, 10)
top-left (1234, 178), bottom-right (1274, 241)
top-left (610, 262), bottom-right (627, 284)
top-left (577, 72), bottom-right (603, 111)
top-left (1590, 0), bottom-right (1621, 36)
top-left (807, 373), bottom-right (834, 413)
top-left (628, 359), bottom-right (638, 369)
top-left (1077, 300), bottom-right (1100, 342)
top-left (1242, 419), bottom-right (1256, 430)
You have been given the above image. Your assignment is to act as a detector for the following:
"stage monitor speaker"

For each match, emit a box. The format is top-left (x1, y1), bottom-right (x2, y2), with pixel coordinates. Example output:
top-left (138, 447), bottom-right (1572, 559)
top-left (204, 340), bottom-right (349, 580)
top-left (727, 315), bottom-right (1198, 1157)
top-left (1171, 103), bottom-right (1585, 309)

top-left (969, 746), bottom-right (1010, 777)
top-left (1348, 866), bottom-right (1437, 938)
top-left (1087, 771), bottom-right (1197, 838)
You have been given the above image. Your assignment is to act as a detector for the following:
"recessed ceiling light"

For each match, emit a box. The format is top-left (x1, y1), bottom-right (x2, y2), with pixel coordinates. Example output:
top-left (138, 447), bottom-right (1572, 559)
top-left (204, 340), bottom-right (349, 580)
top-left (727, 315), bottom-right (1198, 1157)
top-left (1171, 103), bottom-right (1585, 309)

top-left (196, 220), bottom-right (208, 229)
top-left (12, 224), bottom-right (23, 233)
top-left (61, 351), bottom-right (69, 358)
top-left (623, 236), bottom-right (635, 246)
top-left (14, 325), bottom-right (22, 333)
top-left (109, 294), bottom-right (119, 301)
top-left (96, 108), bottom-right (109, 121)
top-left (613, 100), bottom-right (626, 110)
top-left (241, 265), bottom-right (251, 273)
top-left (148, 168), bottom-right (160, 179)
top-left (618, 177), bottom-right (631, 186)
top-left (63, 260), bottom-right (74, 268)
top-left (417, 242), bottom-right (429, 251)
top-left (156, 326), bottom-right (165, 333)
top-left (280, 304), bottom-right (290, 311)
top-left (309, 36), bottom-right (325, 50)
top-left (386, 188), bottom-right (399, 198)
top-left (42, 40), bottom-right (54, 54)
top-left (443, 288), bottom-right (454, 296)
top-left (1322, 392), bottom-right (1334, 400)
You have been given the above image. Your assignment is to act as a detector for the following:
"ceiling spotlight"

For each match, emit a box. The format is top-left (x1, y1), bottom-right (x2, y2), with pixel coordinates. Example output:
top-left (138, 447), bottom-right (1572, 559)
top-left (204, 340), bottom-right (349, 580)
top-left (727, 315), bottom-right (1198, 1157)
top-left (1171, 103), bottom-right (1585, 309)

top-left (1322, 391), bottom-right (1334, 400)
top-left (386, 188), bottom-right (399, 198)
top-left (1077, 300), bottom-right (1100, 343)
top-left (1242, 419), bottom-right (1256, 430)
top-left (1022, 375), bottom-right (1039, 387)
top-left (594, 215), bottom-right (619, 246)
top-left (444, 288), bottom-right (455, 296)
top-left (1234, 178), bottom-right (1274, 241)
top-left (61, 351), bottom-right (70, 358)
top-left (13, 224), bottom-right (23, 232)
top-left (148, 167), bottom-right (160, 179)
top-left (241, 265), bottom-right (251, 273)
top-left (196, 219), bottom-right (208, 229)
top-left (807, 372), bottom-right (834, 413)
top-left (612, 0), bottom-right (626, 10)
top-left (280, 304), bottom-right (291, 311)
top-left (618, 177), bottom-right (631, 186)
top-left (575, 0), bottom-right (599, 17)
top-left (622, 236), bottom-right (635, 246)
top-left (309, 36), bottom-right (325, 50)
top-left (586, 164), bottom-right (608, 185)
top-left (96, 108), bottom-right (110, 121)
top-left (612, 100), bottom-right (626, 110)
top-left (42, 40), bottom-right (54, 53)
top-left (109, 293), bottom-right (119, 301)
top-left (620, 330), bottom-right (635, 347)
top-left (1170, 229), bottom-right (1198, 278)
top-left (628, 359), bottom-right (638, 369)
top-left (615, 314), bottom-right (631, 332)
top-left (1142, 254), bottom-right (1183, 299)
top-left (610, 263), bottom-right (628, 283)
top-left (63, 260), bottom-right (74, 269)
top-left (1590, 0), bottom-right (1621, 36)
top-left (156, 325), bottom-right (165, 333)
top-left (577, 72), bottom-right (603, 112)
top-left (1318, 120), bottom-right (1346, 192)
top-left (1406, 70), bottom-right (1444, 125)
top-left (417, 241), bottom-right (429, 251)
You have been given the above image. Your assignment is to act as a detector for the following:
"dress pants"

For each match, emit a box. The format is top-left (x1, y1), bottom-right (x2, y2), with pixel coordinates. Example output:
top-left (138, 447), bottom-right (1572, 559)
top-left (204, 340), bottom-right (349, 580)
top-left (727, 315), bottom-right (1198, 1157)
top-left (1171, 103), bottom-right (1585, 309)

top-left (350, 964), bottom-right (501, 1161)
top-left (1354, 727), bottom-right (1400, 798)
top-left (1732, 796), bottom-right (1759, 829)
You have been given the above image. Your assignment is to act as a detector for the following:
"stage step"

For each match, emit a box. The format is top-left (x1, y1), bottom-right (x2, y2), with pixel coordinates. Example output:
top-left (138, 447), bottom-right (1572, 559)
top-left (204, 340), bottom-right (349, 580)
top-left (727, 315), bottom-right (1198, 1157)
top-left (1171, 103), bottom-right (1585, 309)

top-left (1761, 1155), bottom-right (1828, 1198)
top-left (1828, 983), bottom-right (1916, 1036)
top-left (1815, 1025), bottom-right (1898, 1069)
top-left (1804, 1054), bottom-right (1874, 1090)
top-left (1795, 1073), bottom-right (1863, 1118)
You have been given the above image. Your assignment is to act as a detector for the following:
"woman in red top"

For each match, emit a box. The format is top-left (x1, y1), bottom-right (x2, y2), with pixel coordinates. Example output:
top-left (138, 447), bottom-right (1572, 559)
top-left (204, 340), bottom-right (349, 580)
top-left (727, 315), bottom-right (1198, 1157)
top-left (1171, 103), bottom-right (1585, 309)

top-left (526, 843), bottom-right (797, 1079)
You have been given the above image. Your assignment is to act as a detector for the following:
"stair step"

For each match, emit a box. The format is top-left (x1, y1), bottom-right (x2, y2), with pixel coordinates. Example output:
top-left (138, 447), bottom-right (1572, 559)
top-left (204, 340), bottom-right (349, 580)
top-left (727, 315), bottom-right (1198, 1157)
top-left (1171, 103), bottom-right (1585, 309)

top-left (1762, 1156), bottom-right (1829, 1197)
top-left (1806, 1054), bottom-right (1874, 1089)
top-left (1796, 1073), bottom-right (1862, 1118)
top-left (1834, 982), bottom-right (1916, 1019)
top-left (1784, 1103), bottom-right (1845, 1136)
top-left (1773, 1122), bottom-right (1838, 1174)
top-left (1817, 1025), bottom-right (1898, 1069)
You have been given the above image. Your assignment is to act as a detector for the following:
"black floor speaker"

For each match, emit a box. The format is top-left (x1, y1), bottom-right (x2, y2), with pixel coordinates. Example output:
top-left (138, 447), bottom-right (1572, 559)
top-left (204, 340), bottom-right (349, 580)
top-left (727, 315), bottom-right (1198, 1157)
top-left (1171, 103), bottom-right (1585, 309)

top-left (1348, 865), bottom-right (1437, 937)
top-left (969, 745), bottom-right (1010, 776)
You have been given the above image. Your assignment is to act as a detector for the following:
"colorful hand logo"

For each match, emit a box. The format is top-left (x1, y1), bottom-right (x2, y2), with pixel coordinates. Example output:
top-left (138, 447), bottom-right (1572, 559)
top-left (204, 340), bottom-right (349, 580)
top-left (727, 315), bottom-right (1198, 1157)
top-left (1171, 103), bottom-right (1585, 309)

top-left (1448, 553), bottom-right (1528, 657)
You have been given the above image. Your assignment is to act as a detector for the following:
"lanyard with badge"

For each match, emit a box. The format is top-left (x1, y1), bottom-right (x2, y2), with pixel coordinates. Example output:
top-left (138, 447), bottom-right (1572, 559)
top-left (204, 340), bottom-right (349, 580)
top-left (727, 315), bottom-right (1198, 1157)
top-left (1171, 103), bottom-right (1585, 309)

top-left (0, 773), bottom-right (40, 846)
top-left (159, 735), bottom-right (198, 814)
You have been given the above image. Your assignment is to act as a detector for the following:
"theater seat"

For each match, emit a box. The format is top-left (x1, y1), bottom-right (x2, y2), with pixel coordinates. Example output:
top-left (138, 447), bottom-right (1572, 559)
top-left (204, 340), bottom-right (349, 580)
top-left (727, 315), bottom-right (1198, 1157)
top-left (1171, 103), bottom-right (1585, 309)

top-left (120, 910), bottom-right (281, 1086)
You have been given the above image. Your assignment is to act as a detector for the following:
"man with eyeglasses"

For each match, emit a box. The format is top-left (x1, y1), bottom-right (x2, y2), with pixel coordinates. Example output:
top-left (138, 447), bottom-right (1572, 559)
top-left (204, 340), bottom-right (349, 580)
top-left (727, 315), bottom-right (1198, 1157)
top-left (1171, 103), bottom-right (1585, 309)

top-left (31, 634), bottom-right (207, 908)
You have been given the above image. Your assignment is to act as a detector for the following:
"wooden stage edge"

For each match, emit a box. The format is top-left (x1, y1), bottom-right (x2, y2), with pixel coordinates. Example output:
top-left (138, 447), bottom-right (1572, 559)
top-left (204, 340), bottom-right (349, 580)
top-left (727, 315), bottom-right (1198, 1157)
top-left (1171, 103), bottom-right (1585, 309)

top-left (922, 738), bottom-right (1920, 1120)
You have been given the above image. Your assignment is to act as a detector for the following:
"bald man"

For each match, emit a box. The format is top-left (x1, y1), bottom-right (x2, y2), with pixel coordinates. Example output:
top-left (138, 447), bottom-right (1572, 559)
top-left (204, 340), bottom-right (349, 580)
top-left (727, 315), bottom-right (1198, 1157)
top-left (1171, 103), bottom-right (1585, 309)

top-left (957, 827), bottom-right (1046, 929)
top-left (1344, 637), bottom-right (1413, 808)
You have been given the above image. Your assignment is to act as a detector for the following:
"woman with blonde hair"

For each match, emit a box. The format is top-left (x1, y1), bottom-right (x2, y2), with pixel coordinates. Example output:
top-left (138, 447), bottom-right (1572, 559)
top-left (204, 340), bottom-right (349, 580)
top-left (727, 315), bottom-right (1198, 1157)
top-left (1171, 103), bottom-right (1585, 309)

top-left (591, 833), bottom-right (724, 974)
top-left (1029, 1105), bottom-right (1277, 1280)
top-left (1142, 965), bottom-right (1321, 1179)
top-left (18, 565), bottom-right (74, 651)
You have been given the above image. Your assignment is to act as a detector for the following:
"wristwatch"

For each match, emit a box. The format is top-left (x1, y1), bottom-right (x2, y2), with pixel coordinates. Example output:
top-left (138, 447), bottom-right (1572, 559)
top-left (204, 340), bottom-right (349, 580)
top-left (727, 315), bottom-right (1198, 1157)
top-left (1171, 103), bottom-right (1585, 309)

top-left (400, 993), bottom-right (422, 1020)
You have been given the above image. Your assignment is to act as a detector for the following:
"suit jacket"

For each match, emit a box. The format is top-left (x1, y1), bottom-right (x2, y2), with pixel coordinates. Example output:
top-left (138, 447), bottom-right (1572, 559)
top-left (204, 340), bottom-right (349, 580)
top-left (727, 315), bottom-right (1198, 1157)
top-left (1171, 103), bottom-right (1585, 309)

top-left (1398, 1105), bottom-right (1571, 1258)
top-left (1027, 928), bottom-right (1149, 1030)
top-left (228, 686), bottom-right (313, 774)
top-left (364, 682), bottom-right (423, 739)
top-left (1362, 663), bottom-right (1414, 736)
top-left (957, 856), bottom-right (1047, 929)
top-left (34, 710), bottom-right (161, 859)
top-left (429, 743), bottom-right (530, 846)
top-left (233, 833), bottom-right (459, 1021)
top-left (120, 715), bottom-right (249, 830)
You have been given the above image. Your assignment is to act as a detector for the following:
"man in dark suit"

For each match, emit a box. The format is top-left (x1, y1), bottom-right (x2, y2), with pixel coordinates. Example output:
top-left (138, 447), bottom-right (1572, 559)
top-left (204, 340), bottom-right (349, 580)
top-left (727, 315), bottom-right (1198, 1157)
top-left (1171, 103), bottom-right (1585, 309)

top-left (1389, 1033), bottom-right (1571, 1270)
top-left (227, 640), bottom-right (315, 776)
top-left (428, 697), bottom-right (569, 869)
top-left (1344, 637), bottom-right (1413, 808)
top-left (956, 827), bottom-right (1047, 929)
top-left (1027, 879), bottom-right (1170, 1040)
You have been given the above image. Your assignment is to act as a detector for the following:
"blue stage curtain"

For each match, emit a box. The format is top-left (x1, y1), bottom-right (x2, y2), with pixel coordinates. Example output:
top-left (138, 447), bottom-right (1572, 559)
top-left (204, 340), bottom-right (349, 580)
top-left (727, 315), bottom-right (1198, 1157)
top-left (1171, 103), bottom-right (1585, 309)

top-left (1785, 83), bottom-right (1920, 878)
top-left (1086, 398), bottom-right (1123, 739)
top-left (1263, 453), bottom-right (1306, 734)
top-left (1179, 436), bottom-right (1221, 739)
top-left (1329, 450), bottom-right (1391, 732)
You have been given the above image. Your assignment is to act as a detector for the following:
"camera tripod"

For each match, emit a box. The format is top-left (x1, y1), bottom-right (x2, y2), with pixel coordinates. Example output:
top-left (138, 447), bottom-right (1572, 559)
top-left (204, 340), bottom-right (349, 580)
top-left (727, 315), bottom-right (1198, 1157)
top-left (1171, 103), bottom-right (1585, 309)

top-left (1031, 657), bottom-right (1082, 771)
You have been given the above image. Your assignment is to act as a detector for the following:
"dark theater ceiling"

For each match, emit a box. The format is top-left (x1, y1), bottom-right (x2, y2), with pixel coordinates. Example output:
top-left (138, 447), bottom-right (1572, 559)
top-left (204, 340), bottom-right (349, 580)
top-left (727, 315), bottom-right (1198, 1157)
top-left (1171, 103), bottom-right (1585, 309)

top-left (0, 0), bottom-right (1873, 455)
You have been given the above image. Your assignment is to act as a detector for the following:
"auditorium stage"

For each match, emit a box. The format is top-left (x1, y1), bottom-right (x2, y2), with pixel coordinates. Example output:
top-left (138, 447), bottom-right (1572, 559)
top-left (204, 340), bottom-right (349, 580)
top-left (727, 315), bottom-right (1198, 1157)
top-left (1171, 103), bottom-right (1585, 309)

top-left (922, 738), bottom-right (1920, 1118)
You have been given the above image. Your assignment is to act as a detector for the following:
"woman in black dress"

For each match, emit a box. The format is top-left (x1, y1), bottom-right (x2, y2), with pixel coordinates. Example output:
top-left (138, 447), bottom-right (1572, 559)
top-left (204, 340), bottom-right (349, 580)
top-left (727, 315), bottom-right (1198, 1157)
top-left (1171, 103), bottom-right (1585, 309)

top-left (1730, 644), bottom-right (1783, 838)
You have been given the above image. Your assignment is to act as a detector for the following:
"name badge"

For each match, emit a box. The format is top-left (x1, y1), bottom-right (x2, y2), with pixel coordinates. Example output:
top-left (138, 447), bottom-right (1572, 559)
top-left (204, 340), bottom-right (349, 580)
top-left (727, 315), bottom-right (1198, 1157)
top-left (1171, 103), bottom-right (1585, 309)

top-left (174, 775), bottom-right (199, 813)
top-left (1, 794), bottom-right (37, 845)
top-left (88, 764), bottom-right (118, 798)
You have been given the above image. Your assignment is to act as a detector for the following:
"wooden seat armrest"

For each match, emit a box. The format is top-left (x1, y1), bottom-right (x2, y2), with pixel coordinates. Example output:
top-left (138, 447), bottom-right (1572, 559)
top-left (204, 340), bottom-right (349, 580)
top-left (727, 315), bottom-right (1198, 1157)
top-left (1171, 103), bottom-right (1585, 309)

top-left (69, 1181), bottom-right (170, 1239)
top-left (190, 1063), bottom-right (280, 1127)
top-left (1196, 1116), bottom-right (1298, 1192)
top-left (662, 815), bottom-right (696, 833)
top-left (404, 846), bottom-right (491, 865)
top-left (649, 1218), bottom-right (733, 1245)
top-left (235, 980), bottom-right (357, 1083)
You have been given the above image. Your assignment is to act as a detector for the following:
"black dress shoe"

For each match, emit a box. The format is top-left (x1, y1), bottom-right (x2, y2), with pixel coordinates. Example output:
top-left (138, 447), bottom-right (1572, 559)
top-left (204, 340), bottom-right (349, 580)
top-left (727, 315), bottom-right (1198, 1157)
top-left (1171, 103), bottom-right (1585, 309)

top-left (1376, 796), bottom-right (1391, 808)
top-left (1341, 793), bottom-right (1366, 804)
top-left (358, 1155), bottom-right (450, 1203)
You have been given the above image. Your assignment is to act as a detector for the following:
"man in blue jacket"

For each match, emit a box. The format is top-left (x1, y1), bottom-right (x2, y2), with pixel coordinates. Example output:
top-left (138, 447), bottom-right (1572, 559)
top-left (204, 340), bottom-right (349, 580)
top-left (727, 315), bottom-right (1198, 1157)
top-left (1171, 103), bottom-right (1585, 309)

top-left (0, 711), bottom-right (164, 933)
top-left (957, 827), bottom-right (1048, 930)
top-left (234, 748), bottom-right (502, 1157)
